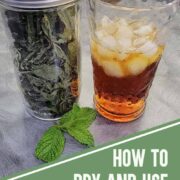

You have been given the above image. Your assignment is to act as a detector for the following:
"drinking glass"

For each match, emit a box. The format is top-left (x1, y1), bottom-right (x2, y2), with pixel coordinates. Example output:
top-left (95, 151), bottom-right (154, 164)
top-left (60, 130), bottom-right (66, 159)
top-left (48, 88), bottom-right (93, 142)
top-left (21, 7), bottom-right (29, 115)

top-left (87, 0), bottom-right (178, 122)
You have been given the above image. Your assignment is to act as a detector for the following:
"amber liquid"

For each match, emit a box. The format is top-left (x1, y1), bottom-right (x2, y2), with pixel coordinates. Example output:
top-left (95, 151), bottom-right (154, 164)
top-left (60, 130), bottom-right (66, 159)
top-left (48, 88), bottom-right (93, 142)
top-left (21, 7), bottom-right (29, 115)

top-left (92, 57), bottom-right (160, 122)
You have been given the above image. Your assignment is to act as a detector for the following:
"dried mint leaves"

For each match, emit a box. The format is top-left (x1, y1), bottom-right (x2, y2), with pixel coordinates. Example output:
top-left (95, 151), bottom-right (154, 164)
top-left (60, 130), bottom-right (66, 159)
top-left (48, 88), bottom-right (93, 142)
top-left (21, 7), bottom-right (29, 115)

top-left (3, 4), bottom-right (80, 119)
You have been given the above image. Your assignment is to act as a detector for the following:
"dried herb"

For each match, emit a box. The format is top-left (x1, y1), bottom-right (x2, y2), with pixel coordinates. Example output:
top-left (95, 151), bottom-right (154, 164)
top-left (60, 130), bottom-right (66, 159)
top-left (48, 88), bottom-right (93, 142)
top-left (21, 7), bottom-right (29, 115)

top-left (4, 5), bottom-right (79, 119)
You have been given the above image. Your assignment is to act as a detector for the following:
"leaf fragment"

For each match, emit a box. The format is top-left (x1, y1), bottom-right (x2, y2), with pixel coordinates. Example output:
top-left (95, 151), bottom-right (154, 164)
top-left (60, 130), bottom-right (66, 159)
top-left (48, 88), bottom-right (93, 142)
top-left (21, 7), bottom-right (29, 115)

top-left (35, 126), bottom-right (65, 162)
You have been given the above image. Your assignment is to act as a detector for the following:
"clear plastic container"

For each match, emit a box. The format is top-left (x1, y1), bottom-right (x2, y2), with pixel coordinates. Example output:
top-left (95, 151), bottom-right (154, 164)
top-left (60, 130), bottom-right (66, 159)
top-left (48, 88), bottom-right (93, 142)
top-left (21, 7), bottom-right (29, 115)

top-left (0, 0), bottom-right (80, 120)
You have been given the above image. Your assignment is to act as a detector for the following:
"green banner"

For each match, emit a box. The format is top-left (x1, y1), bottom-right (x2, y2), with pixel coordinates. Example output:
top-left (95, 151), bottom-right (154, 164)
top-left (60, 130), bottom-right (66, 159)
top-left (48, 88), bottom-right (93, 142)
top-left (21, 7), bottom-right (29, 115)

top-left (3, 120), bottom-right (180, 180)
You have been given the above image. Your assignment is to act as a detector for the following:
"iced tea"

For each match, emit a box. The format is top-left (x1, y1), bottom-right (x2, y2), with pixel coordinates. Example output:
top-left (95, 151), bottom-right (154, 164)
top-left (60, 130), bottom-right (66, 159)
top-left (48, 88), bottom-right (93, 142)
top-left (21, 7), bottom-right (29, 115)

top-left (91, 17), bottom-right (164, 122)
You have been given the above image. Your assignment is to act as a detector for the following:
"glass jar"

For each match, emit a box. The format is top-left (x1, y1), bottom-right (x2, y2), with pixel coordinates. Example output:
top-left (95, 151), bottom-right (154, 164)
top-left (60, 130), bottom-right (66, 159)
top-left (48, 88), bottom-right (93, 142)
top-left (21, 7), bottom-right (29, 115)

top-left (0, 0), bottom-right (80, 120)
top-left (87, 0), bottom-right (178, 122)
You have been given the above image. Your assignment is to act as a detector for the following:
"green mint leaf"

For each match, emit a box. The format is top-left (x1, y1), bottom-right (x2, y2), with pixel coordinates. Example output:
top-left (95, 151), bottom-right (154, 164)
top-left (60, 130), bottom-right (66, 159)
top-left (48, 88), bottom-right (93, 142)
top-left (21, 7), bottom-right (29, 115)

top-left (35, 126), bottom-right (65, 162)
top-left (35, 104), bottom-right (96, 162)
top-left (58, 104), bottom-right (79, 128)
top-left (74, 107), bottom-right (97, 128)
top-left (59, 104), bottom-right (97, 129)
top-left (67, 128), bottom-right (94, 147)
top-left (73, 103), bottom-right (81, 111)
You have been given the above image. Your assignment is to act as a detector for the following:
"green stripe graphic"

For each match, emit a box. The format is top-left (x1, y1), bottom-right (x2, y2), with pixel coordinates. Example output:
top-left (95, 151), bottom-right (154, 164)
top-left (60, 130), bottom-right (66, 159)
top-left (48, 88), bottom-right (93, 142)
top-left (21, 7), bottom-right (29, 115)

top-left (3, 119), bottom-right (180, 180)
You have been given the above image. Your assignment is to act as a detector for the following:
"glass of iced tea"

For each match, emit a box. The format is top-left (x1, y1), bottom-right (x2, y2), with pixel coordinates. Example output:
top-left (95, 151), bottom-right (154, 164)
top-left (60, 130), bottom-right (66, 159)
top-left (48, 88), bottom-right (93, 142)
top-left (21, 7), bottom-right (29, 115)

top-left (87, 0), bottom-right (177, 122)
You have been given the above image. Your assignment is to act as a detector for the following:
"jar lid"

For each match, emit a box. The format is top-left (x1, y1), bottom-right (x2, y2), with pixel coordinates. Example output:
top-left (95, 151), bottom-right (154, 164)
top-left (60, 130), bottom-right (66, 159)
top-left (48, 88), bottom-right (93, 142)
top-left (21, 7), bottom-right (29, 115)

top-left (0, 0), bottom-right (76, 9)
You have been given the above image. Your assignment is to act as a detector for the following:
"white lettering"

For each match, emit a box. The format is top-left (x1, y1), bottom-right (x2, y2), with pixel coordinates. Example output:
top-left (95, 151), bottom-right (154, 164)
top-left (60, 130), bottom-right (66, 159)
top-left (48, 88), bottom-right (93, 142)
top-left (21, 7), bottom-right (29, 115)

top-left (74, 174), bottom-right (101, 180)
top-left (151, 149), bottom-right (168, 167)
top-left (113, 149), bottom-right (145, 167)
top-left (142, 174), bottom-right (168, 180)
top-left (108, 174), bottom-right (136, 180)
top-left (74, 174), bottom-right (82, 180)
top-left (108, 174), bottom-right (115, 180)
top-left (132, 149), bottom-right (145, 167)
top-left (151, 149), bottom-right (159, 167)
top-left (159, 150), bottom-right (168, 167)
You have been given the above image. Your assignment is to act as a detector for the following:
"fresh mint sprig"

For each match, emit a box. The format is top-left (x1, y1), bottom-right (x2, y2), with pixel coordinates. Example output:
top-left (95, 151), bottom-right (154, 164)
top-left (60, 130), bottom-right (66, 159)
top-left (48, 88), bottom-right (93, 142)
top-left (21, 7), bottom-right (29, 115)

top-left (35, 104), bottom-right (97, 162)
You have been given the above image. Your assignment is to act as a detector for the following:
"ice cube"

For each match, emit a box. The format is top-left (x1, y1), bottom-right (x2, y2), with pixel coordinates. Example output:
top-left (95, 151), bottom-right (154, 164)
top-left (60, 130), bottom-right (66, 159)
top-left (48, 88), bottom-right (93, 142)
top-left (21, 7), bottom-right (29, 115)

top-left (106, 25), bottom-right (118, 35)
top-left (133, 37), bottom-right (147, 47)
top-left (101, 16), bottom-right (113, 27)
top-left (102, 61), bottom-right (124, 77)
top-left (127, 57), bottom-right (148, 75)
top-left (117, 52), bottom-right (129, 61)
top-left (97, 44), bottom-right (108, 56)
top-left (130, 21), bottom-right (144, 30)
top-left (100, 35), bottom-right (117, 50)
top-left (149, 46), bottom-right (164, 64)
top-left (118, 18), bottom-right (128, 27)
top-left (134, 24), bottom-right (154, 36)
top-left (117, 37), bottom-right (132, 52)
top-left (95, 29), bottom-right (107, 40)
top-left (97, 43), bottom-right (115, 60)
top-left (116, 24), bottom-right (133, 39)
top-left (101, 16), bottom-right (117, 35)
top-left (138, 41), bottom-right (158, 56)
